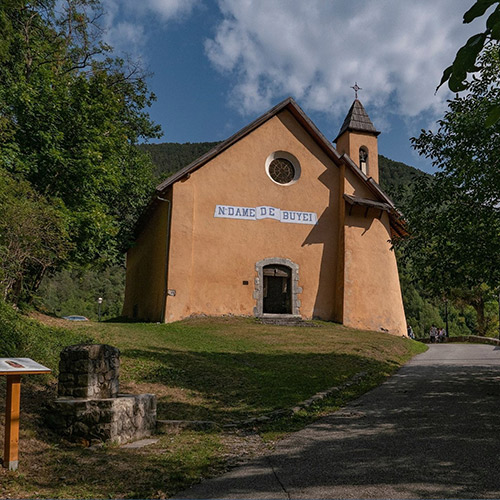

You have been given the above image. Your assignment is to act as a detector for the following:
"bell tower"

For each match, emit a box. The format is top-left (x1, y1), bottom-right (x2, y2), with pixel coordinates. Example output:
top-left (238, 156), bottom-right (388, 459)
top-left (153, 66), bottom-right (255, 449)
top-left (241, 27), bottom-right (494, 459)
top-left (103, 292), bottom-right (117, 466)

top-left (334, 84), bottom-right (381, 183)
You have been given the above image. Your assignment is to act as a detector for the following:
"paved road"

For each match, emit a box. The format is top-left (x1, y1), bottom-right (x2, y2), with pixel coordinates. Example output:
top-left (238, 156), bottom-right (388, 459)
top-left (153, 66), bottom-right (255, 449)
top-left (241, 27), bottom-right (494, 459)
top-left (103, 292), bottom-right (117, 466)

top-left (176, 344), bottom-right (500, 499)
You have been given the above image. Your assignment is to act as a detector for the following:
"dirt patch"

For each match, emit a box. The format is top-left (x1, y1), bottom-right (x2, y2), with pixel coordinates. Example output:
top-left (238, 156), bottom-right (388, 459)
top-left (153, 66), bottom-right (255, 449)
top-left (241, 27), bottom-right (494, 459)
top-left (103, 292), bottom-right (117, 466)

top-left (218, 430), bottom-right (271, 468)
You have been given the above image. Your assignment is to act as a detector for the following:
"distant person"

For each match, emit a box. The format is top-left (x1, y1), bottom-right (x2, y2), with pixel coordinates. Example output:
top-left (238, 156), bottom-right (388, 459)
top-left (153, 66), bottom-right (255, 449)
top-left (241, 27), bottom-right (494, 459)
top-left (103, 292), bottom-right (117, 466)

top-left (407, 324), bottom-right (415, 339)
top-left (429, 325), bottom-right (437, 343)
top-left (438, 327), bottom-right (445, 343)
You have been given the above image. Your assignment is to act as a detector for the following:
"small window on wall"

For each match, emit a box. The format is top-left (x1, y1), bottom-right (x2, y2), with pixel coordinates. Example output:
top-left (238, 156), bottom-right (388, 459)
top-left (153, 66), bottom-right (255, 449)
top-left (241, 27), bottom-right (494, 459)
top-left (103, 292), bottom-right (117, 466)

top-left (265, 151), bottom-right (301, 186)
top-left (359, 147), bottom-right (368, 175)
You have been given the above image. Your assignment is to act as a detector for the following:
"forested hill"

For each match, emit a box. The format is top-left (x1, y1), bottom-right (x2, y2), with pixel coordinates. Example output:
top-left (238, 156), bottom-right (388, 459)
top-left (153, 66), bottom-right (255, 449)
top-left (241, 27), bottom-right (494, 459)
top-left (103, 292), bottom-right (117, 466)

top-left (139, 142), bottom-right (428, 205)
top-left (378, 155), bottom-right (428, 203)
top-left (138, 142), bottom-right (220, 178)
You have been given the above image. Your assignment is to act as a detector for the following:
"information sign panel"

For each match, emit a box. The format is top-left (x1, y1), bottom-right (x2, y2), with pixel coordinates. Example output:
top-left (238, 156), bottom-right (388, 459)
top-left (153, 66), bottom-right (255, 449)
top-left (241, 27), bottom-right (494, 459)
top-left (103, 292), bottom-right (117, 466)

top-left (0, 358), bottom-right (50, 375)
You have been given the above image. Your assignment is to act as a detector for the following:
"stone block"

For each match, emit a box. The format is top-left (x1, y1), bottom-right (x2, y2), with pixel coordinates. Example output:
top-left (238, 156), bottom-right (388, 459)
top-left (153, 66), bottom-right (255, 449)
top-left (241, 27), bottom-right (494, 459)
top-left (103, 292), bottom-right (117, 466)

top-left (58, 344), bottom-right (120, 398)
top-left (48, 394), bottom-right (156, 445)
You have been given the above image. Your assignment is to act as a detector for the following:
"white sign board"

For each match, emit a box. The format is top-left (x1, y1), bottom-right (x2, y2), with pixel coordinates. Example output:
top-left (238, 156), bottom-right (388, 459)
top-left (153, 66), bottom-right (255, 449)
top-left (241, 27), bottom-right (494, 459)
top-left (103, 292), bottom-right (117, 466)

top-left (214, 205), bottom-right (318, 225)
top-left (0, 358), bottom-right (51, 375)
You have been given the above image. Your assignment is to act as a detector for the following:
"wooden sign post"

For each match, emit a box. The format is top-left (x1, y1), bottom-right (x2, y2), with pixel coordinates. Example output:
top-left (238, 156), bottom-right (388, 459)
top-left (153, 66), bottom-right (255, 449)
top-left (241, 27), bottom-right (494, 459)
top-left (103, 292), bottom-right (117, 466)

top-left (0, 358), bottom-right (51, 471)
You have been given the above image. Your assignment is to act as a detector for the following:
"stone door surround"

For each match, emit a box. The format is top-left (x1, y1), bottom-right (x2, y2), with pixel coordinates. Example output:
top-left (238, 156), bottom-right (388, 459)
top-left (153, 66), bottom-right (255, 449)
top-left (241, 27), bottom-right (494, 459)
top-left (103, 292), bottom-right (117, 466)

top-left (253, 257), bottom-right (302, 317)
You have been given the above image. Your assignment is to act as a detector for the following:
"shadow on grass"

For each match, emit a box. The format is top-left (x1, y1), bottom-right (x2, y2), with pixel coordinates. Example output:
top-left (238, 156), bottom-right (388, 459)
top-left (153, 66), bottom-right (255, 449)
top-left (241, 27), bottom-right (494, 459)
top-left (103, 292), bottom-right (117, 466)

top-left (120, 347), bottom-right (400, 422)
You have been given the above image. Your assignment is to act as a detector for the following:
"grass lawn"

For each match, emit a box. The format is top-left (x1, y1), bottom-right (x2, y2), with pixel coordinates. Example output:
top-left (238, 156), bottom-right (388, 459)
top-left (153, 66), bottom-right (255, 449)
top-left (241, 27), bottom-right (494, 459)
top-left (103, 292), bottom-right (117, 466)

top-left (0, 315), bottom-right (426, 498)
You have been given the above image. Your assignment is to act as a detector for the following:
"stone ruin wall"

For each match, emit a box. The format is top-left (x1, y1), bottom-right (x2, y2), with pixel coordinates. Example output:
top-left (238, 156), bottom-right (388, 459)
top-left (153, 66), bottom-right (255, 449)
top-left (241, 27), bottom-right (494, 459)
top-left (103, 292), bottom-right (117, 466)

top-left (47, 344), bottom-right (156, 446)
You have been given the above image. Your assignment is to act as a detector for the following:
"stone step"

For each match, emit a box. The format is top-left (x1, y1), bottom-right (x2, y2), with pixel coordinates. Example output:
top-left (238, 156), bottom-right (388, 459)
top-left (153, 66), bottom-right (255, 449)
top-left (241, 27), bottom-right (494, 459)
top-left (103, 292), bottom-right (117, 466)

top-left (258, 315), bottom-right (320, 327)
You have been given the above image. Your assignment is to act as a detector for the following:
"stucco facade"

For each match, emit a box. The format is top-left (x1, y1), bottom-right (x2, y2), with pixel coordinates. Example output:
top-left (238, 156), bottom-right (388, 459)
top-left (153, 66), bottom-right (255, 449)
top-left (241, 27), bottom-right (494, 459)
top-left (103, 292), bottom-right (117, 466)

top-left (123, 98), bottom-right (407, 335)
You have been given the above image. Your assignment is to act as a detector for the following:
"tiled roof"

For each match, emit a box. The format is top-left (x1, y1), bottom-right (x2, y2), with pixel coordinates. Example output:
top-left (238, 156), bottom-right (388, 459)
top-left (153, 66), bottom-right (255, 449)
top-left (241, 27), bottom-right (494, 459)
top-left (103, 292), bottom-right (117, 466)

top-left (334, 99), bottom-right (380, 141)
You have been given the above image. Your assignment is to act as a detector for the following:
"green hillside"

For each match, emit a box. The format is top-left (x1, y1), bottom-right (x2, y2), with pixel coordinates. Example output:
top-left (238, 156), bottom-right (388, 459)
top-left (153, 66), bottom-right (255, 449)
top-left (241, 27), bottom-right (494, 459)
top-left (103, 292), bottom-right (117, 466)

top-left (378, 155), bottom-right (428, 205)
top-left (139, 142), bottom-right (220, 179)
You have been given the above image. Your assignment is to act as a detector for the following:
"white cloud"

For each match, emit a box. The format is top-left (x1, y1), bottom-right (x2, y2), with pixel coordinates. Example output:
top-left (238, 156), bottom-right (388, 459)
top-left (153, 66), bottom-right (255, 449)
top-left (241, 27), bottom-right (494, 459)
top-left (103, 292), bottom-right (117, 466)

top-left (120, 0), bottom-right (199, 22)
top-left (205, 0), bottom-right (483, 126)
top-left (101, 0), bottom-right (200, 55)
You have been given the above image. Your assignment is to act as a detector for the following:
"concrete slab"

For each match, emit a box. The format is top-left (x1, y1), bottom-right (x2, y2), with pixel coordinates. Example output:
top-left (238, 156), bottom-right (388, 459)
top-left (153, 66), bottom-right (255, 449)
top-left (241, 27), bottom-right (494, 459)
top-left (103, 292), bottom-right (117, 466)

top-left (121, 438), bottom-right (159, 449)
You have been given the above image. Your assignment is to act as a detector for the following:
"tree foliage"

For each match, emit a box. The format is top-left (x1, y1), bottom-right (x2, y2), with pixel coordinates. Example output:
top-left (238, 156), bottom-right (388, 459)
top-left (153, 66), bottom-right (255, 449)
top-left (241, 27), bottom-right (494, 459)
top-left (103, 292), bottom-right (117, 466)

top-left (439, 0), bottom-right (500, 126)
top-left (0, 168), bottom-right (70, 303)
top-left (36, 265), bottom-right (125, 320)
top-left (0, 0), bottom-right (160, 278)
top-left (401, 46), bottom-right (500, 334)
top-left (0, 298), bottom-right (91, 371)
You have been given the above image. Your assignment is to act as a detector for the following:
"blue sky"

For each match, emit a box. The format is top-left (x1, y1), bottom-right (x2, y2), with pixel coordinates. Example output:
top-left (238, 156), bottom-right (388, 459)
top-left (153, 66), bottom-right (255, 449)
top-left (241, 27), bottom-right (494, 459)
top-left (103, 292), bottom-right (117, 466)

top-left (102, 0), bottom-right (483, 173)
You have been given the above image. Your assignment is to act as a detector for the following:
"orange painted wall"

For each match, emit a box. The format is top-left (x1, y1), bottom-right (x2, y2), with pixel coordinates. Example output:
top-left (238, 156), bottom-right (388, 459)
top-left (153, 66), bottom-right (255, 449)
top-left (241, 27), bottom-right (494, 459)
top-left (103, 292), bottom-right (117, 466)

top-left (164, 110), bottom-right (341, 322)
top-left (343, 207), bottom-right (407, 335)
top-left (122, 191), bottom-right (170, 322)
top-left (336, 131), bottom-right (379, 183)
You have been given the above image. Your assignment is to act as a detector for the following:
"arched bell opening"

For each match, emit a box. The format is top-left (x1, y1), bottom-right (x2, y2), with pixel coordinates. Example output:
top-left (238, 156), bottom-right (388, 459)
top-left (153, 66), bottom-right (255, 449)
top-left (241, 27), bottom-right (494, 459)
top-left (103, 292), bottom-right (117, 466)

top-left (359, 146), bottom-right (369, 175)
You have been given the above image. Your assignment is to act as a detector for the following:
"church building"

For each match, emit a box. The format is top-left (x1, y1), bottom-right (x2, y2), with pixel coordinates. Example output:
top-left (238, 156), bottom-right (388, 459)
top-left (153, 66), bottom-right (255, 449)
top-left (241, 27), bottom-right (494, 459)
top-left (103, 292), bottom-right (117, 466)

top-left (123, 97), bottom-right (407, 335)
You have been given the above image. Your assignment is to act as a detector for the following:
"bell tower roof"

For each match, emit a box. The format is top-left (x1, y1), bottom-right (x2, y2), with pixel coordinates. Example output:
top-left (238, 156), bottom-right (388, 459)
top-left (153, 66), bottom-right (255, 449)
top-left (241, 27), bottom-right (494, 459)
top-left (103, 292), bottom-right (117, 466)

top-left (334, 99), bottom-right (380, 143)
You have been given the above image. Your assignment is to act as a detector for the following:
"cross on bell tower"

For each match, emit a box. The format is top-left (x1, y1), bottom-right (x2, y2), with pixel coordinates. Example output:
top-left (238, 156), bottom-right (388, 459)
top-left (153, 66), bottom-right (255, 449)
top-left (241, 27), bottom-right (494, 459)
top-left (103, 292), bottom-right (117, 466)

top-left (351, 82), bottom-right (362, 99)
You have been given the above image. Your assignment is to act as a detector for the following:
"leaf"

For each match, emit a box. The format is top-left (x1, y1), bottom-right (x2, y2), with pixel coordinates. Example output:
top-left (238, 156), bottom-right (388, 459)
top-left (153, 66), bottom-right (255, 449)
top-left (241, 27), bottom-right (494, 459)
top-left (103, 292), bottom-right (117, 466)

top-left (451, 33), bottom-right (487, 77)
top-left (464, 0), bottom-right (498, 23)
top-left (491, 20), bottom-right (500, 38)
top-left (486, 4), bottom-right (500, 29)
top-left (485, 104), bottom-right (500, 127)
top-left (437, 34), bottom-right (485, 91)
top-left (448, 72), bottom-right (468, 93)
top-left (438, 65), bottom-right (454, 89)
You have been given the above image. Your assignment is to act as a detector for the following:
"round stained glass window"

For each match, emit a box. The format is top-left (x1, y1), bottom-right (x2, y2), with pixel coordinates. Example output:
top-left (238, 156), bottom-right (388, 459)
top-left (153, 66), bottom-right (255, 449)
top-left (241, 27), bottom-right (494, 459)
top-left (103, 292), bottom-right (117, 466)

top-left (268, 158), bottom-right (295, 184)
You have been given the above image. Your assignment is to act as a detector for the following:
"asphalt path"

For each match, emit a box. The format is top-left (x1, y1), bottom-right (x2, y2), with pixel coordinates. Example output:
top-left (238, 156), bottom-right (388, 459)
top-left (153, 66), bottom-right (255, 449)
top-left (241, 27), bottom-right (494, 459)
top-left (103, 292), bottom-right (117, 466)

top-left (176, 344), bottom-right (500, 499)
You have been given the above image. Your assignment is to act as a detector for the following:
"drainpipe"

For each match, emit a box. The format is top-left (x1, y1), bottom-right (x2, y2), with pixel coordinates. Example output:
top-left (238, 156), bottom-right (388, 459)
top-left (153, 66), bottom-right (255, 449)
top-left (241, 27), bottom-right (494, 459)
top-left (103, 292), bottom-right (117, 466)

top-left (335, 160), bottom-right (346, 323)
top-left (157, 195), bottom-right (172, 323)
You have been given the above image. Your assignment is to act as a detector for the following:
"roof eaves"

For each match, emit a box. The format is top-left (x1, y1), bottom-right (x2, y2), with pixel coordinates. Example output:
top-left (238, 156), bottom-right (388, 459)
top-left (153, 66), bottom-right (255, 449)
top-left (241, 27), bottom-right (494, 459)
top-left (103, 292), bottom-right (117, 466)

top-left (339, 152), bottom-right (405, 234)
top-left (156, 97), bottom-right (349, 194)
top-left (334, 126), bottom-right (381, 143)
top-left (136, 98), bottom-right (403, 242)
top-left (343, 193), bottom-right (393, 212)
top-left (284, 100), bottom-right (344, 164)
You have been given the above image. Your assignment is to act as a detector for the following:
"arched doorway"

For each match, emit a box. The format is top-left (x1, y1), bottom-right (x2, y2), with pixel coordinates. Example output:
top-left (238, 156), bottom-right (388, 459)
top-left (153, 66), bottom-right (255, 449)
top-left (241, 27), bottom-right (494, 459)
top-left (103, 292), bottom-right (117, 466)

top-left (254, 258), bottom-right (302, 317)
top-left (263, 264), bottom-right (291, 314)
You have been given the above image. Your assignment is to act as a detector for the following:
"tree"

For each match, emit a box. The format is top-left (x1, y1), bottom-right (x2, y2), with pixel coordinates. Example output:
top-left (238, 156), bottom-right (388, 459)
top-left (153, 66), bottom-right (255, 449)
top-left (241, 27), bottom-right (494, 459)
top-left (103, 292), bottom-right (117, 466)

top-left (0, 168), bottom-right (71, 303)
top-left (439, 0), bottom-right (500, 125)
top-left (0, 0), bottom-right (161, 294)
top-left (400, 46), bottom-right (500, 335)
